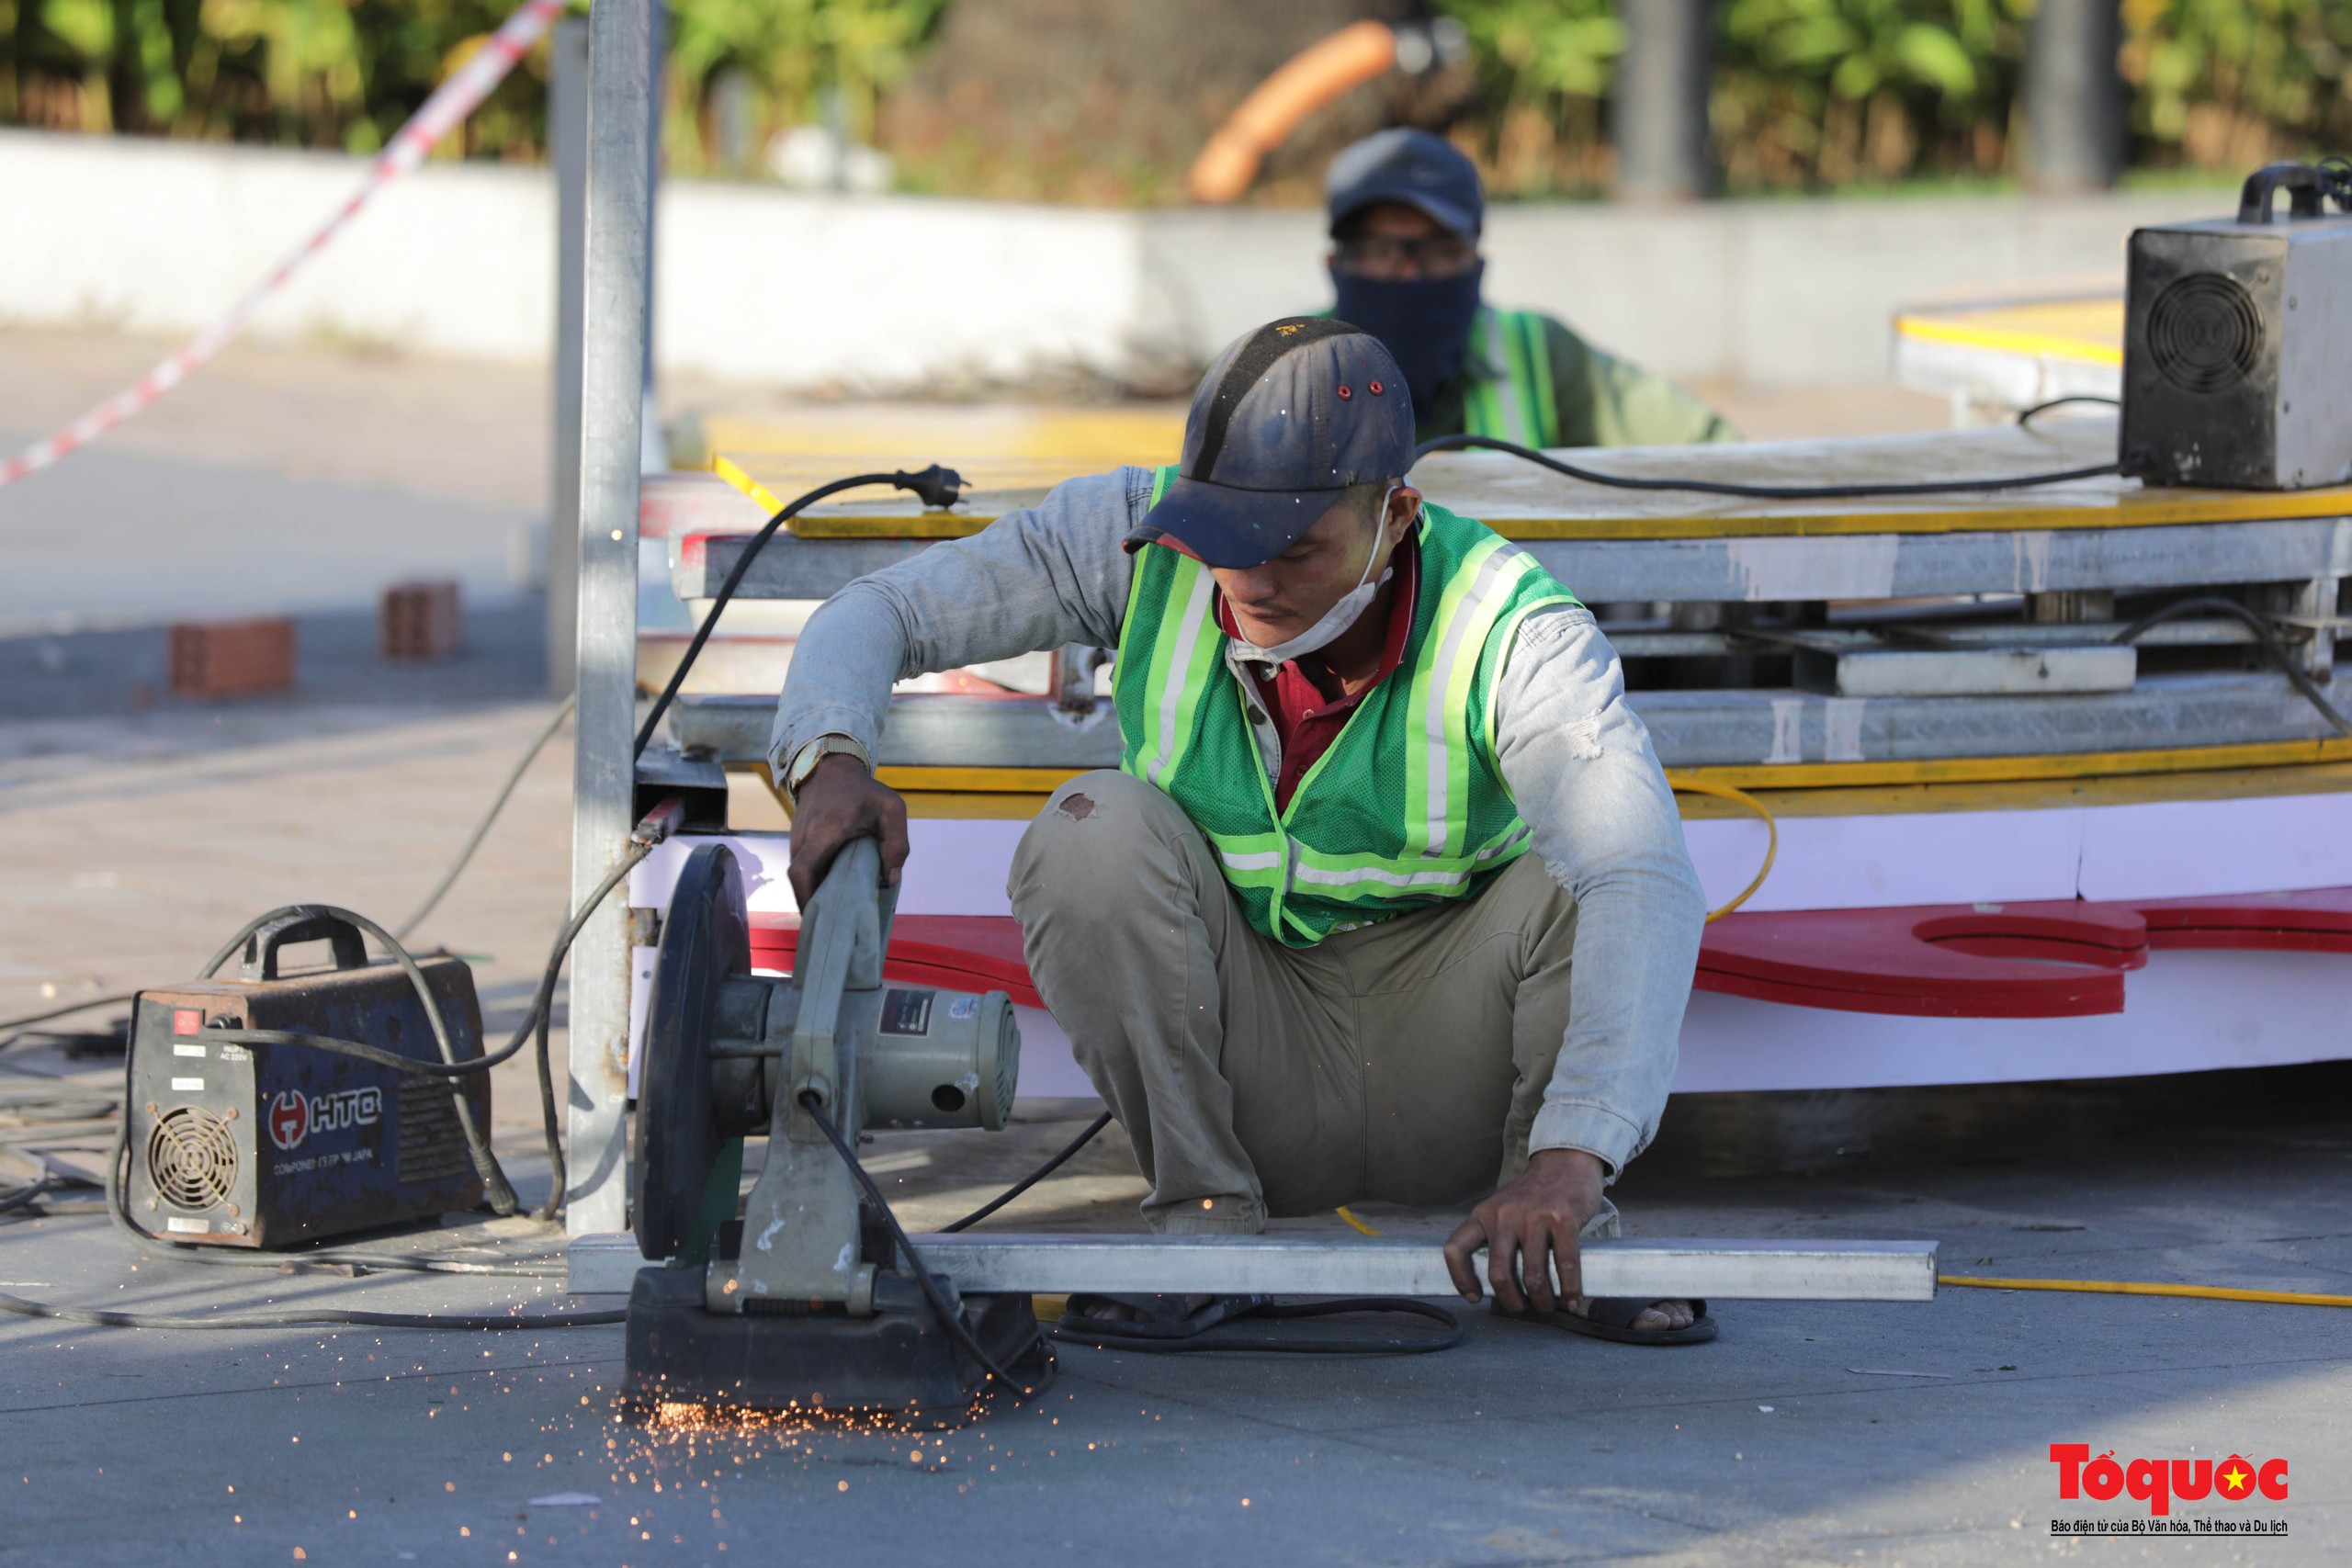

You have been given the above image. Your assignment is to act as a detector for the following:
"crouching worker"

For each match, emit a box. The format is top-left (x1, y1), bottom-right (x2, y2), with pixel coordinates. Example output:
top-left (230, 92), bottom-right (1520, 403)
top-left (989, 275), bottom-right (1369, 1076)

top-left (772, 317), bottom-right (1711, 1343)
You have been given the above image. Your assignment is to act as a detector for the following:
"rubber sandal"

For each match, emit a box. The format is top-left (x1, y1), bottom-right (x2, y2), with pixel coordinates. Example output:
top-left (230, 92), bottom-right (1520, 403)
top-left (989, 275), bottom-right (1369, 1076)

top-left (1506, 1297), bottom-right (1717, 1346)
top-left (1059, 1293), bottom-right (1270, 1341)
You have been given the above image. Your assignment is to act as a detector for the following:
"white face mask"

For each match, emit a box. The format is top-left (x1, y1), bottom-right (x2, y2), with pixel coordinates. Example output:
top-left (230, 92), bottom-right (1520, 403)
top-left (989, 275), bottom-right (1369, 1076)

top-left (1231, 484), bottom-right (1406, 669)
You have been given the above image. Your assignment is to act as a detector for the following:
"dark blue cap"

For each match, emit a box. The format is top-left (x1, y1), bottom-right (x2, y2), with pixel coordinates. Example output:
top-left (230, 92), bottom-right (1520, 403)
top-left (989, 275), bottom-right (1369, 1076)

top-left (1126, 318), bottom-right (1415, 569)
top-left (1326, 128), bottom-right (1484, 239)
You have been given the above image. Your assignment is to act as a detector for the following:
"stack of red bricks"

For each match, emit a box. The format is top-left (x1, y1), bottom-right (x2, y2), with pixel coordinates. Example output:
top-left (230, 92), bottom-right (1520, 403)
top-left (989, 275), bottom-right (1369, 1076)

top-left (379, 580), bottom-right (463, 660)
top-left (167, 619), bottom-right (295, 698)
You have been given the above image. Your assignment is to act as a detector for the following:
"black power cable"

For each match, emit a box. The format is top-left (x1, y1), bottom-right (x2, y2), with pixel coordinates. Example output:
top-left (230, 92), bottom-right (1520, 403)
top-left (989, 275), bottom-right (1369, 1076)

top-left (1052, 1295), bottom-right (1463, 1356)
top-left (634, 465), bottom-right (965, 760)
top-left (3, 694), bottom-right (579, 1047)
top-left (797, 1091), bottom-right (1043, 1402)
top-left (1413, 432), bottom-right (2121, 500)
top-left (941, 1111), bottom-right (1113, 1233)
top-left (2114, 595), bottom-right (2352, 738)
top-left (0, 992), bottom-right (139, 1039)
top-left (0, 1290), bottom-right (621, 1332)
top-left (0, 1175), bottom-right (51, 1215)
top-left (396, 694), bottom-right (576, 942)
top-left (2017, 394), bottom-right (2121, 428)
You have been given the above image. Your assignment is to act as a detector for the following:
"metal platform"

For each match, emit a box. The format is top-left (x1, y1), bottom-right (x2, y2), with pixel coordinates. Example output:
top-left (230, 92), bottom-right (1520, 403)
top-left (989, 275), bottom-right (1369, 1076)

top-left (675, 508), bottom-right (2352, 605)
top-left (667, 666), bottom-right (2347, 773)
top-left (661, 415), bottom-right (2349, 772)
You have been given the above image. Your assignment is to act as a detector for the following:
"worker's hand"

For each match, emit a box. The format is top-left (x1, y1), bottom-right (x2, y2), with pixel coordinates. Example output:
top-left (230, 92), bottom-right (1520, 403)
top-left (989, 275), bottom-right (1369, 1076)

top-left (786, 752), bottom-right (910, 906)
top-left (1442, 1147), bottom-right (1607, 1315)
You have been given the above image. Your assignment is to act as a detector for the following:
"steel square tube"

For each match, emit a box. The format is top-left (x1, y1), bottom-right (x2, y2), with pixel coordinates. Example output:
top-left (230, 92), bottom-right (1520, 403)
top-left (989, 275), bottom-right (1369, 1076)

top-left (905, 1234), bottom-right (1939, 1302)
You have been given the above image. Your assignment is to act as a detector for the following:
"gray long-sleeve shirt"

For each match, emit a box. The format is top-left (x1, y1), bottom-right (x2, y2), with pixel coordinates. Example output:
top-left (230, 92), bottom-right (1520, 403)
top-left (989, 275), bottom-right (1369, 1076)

top-left (769, 466), bottom-right (1705, 1175)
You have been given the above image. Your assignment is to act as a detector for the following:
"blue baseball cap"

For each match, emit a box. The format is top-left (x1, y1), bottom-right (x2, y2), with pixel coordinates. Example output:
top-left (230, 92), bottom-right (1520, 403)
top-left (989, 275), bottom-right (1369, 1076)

top-left (1126, 318), bottom-right (1416, 570)
top-left (1326, 128), bottom-right (1484, 239)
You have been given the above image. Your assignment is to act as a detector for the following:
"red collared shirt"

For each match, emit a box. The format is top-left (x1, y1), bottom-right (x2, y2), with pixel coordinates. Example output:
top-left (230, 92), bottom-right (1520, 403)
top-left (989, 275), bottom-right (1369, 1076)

top-left (1216, 539), bottom-right (1421, 813)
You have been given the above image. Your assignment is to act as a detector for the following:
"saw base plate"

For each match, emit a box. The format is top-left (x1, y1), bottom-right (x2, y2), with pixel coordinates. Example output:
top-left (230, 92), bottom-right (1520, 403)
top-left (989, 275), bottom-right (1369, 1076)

top-left (620, 1265), bottom-right (1055, 1426)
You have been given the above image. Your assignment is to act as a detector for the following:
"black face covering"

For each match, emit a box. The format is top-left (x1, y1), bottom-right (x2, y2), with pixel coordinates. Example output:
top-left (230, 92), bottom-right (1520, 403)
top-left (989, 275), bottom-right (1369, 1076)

top-left (1329, 261), bottom-right (1485, 423)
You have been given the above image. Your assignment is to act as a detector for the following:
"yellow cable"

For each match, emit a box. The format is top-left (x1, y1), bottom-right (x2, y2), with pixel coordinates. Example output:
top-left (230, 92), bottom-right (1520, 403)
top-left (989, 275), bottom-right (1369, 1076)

top-left (1335, 1205), bottom-right (1383, 1236)
top-left (1940, 1274), bottom-right (2352, 1308)
top-left (1668, 774), bottom-right (1779, 922)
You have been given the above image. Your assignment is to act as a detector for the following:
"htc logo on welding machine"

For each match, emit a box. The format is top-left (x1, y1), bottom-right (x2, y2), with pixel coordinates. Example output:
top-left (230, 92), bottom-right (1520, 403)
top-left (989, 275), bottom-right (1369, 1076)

top-left (266, 1086), bottom-right (381, 1151)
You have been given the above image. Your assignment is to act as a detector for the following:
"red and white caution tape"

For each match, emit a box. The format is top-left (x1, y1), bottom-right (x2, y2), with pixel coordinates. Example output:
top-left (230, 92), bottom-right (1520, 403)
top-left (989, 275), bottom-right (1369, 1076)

top-left (0, 0), bottom-right (567, 491)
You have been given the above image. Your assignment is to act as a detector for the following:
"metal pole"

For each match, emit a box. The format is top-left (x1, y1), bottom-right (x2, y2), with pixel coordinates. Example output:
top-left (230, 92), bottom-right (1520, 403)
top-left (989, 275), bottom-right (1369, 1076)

top-left (566, 0), bottom-right (652, 1236)
top-left (2023, 0), bottom-right (2122, 193)
top-left (547, 17), bottom-right (589, 699)
top-left (1612, 0), bottom-right (1714, 202)
top-left (639, 1), bottom-right (667, 476)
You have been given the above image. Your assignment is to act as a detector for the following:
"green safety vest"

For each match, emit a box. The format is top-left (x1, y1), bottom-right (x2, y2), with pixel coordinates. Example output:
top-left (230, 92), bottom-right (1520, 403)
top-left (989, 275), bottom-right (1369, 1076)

top-left (1461, 306), bottom-right (1559, 447)
top-left (1114, 466), bottom-right (1580, 947)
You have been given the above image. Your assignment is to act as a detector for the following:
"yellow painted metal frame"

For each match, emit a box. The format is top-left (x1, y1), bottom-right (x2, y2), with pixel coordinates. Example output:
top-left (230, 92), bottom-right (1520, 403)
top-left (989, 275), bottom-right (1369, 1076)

top-left (712, 452), bottom-right (2352, 544)
top-left (1894, 298), bottom-right (2125, 368)
top-left (729, 739), bottom-right (2352, 822)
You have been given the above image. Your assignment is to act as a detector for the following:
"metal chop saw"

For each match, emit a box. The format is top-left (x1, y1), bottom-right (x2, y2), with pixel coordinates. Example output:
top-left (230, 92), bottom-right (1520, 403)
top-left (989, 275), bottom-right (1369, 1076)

top-left (620, 830), bottom-right (1943, 1421)
top-left (624, 837), bottom-right (1052, 1416)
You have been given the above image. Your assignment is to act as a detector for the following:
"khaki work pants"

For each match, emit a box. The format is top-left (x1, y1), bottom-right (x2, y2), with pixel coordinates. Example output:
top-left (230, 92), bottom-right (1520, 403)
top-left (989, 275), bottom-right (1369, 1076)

top-left (1008, 768), bottom-right (1621, 1239)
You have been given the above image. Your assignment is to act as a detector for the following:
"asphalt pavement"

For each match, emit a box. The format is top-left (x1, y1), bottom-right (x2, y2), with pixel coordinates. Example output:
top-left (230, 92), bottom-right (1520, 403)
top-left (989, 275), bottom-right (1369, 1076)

top-left (1, 328), bottom-right (2341, 1566)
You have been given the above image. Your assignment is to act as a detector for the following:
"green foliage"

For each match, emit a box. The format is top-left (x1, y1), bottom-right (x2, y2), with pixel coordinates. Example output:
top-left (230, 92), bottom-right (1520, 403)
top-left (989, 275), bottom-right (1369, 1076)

top-left (2122, 0), bottom-right (2352, 163)
top-left (1437, 0), bottom-right (2350, 196)
top-left (1438, 0), bottom-right (1623, 103)
top-left (2, 0), bottom-right (2346, 195)
top-left (662, 0), bottom-right (947, 174)
top-left (0, 0), bottom-right (944, 167)
top-left (1, 0), bottom-right (557, 154)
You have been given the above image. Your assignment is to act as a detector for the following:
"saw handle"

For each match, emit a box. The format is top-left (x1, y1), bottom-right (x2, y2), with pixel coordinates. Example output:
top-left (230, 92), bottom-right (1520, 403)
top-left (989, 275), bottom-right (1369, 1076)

top-left (786, 835), bottom-right (895, 1122)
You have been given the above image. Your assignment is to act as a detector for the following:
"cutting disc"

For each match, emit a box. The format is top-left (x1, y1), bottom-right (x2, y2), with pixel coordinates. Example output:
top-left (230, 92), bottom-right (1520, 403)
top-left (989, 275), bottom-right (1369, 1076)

top-left (632, 842), bottom-right (749, 1262)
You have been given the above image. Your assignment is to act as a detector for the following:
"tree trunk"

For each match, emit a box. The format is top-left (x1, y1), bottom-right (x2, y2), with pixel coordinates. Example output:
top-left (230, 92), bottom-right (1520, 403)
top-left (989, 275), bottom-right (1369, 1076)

top-left (2023, 0), bottom-right (2122, 192)
top-left (1613, 0), bottom-right (1714, 201)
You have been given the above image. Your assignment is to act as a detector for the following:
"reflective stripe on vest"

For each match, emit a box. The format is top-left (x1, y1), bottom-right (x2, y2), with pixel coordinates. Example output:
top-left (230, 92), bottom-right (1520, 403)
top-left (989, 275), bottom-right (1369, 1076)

top-left (1461, 307), bottom-right (1559, 448)
top-left (1114, 465), bottom-right (1579, 947)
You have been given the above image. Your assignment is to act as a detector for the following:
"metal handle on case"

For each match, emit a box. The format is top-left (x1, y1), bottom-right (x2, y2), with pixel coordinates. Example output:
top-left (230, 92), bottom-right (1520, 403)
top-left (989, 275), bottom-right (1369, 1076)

top-left (239, 908), bottom-right (369, 981)
top-left (2238, 161), bottom-right (2330, 223)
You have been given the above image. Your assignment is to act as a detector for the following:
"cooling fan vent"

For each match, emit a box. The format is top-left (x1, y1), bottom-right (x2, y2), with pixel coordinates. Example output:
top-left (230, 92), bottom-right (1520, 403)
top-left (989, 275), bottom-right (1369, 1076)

top-left (146, 1106), bottom-right (239, 1211)
top-left (2147, 271), bottom-right (2266, 394)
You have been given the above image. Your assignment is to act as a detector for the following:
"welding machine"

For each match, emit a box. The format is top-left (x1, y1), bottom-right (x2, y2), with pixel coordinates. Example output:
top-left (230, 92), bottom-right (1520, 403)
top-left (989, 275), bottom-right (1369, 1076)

top-left (2122, 160), bottom-right (2352, 490)
top-left (123, 910), bottom-right (490, 1247)
top-left (623, 838), bottom-right (1050, 1418)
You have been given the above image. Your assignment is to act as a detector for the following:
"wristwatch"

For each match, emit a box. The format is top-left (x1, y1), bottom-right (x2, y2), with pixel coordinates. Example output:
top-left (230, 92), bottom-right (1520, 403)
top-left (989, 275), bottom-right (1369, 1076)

top-left (779, 733), bottom-right (872, 808)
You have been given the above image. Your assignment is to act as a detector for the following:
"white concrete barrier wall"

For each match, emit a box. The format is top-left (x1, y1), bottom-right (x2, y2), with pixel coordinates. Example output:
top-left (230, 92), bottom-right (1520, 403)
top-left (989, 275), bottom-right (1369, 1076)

top-left (0, 127), bottom-right (2230, 391)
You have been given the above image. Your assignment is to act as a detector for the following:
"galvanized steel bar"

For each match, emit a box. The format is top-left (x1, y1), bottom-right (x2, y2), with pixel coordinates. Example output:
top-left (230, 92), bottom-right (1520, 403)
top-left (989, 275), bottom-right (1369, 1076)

top-left (565, 0), bottom-right (653, 1236)
top-left (907, 1234), bottom-right (1940, 1302)
top-left (562, 1232), bottom-right (1939, 1299)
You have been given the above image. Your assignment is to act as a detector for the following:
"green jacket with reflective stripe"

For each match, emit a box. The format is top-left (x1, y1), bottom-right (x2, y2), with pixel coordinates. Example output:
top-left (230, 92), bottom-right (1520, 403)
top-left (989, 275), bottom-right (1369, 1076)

top-left (1442, 307), bottom-right (1736, 449)
top-left (1114, 468), bottom-right (1580, 947)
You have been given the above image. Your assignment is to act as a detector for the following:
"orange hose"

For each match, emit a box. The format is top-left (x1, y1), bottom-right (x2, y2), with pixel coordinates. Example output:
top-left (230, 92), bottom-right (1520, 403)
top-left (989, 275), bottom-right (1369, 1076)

top-left (1668, 775), bottom-right (1779, 922)
top-left (1939, 1275), bottom-right (2352, 1308)
top-left (1187, 21), bottom-right (1399, 205)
